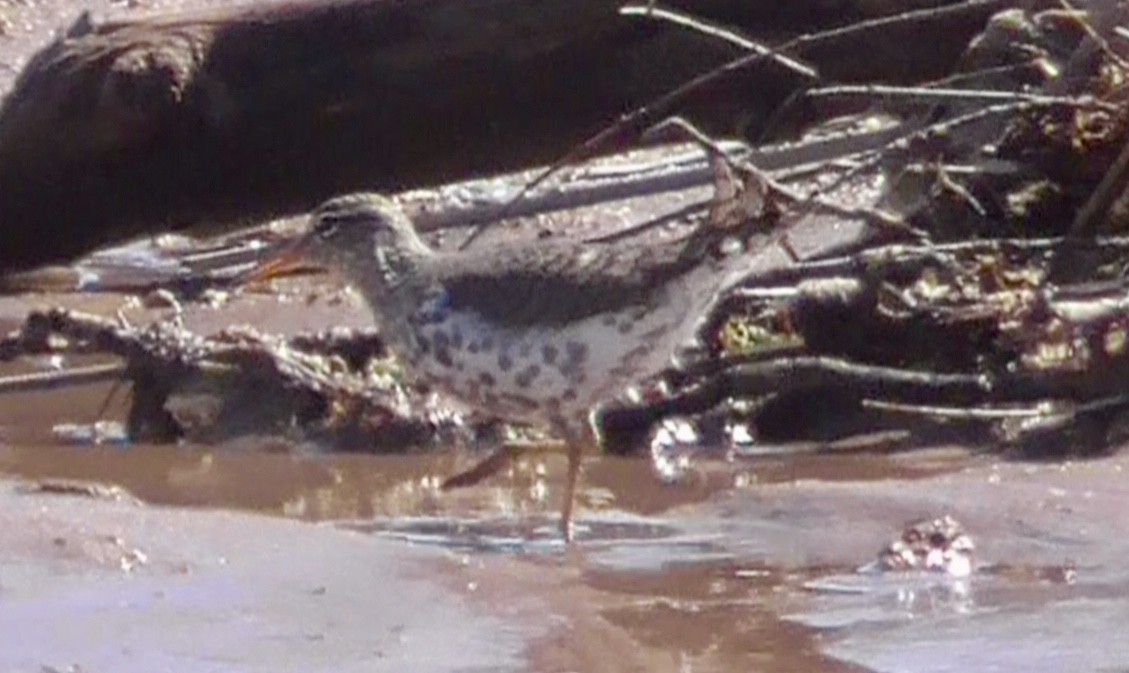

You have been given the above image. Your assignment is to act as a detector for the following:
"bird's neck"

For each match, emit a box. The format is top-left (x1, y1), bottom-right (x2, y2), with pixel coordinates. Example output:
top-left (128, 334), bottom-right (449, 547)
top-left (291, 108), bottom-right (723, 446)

top-left (345, 242), bottom-right (434, 327)
top-left (377, 241), bottom-right (429, 287)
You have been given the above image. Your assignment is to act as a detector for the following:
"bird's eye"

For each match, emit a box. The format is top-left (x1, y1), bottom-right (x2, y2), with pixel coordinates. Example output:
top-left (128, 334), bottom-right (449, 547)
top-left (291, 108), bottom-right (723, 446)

top-left (314, 218), bottom-right (339, 239)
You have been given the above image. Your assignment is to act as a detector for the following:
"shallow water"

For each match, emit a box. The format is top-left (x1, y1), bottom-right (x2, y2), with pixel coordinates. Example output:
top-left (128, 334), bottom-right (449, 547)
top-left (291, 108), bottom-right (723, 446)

top-left (4, 358), bottom-right (1128, 672)
top-left (3, 266), bottom-right (1129, 672)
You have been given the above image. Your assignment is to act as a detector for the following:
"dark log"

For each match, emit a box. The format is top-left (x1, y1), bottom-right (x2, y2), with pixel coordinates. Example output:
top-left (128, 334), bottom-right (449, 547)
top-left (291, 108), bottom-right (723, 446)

top-left (0, 0), bottom-right (1002, 272)
top-left (0, 0), bottom-right (739, 272)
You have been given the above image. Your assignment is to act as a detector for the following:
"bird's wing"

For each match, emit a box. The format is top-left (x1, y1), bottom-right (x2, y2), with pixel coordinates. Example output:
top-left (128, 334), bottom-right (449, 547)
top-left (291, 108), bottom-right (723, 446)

top-left (430, 237), bottom-right (703, 327)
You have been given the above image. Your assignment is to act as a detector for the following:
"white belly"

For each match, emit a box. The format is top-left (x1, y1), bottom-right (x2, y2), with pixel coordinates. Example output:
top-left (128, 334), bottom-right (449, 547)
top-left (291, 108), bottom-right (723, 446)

top-left (404, 270), bottom-right (721, 425)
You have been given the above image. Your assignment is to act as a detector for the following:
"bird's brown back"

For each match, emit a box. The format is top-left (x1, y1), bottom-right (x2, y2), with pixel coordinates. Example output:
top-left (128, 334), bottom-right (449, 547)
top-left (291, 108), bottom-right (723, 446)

top-left (426, 227), bottom-right (729, 327)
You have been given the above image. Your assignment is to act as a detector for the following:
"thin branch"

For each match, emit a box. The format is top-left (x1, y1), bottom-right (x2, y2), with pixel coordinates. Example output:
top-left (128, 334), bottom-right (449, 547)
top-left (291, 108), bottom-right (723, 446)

top-left (619, 4), bottom-right (818, 80)
top-left (1055, 0), bottom-right (1129, 71)
top-left (1067, 128), bottom-right (1129, 238)
top-left (0, 362), bottom-right (126, 395)
top-left (806, 84), bottom-right (1119, 112)
top-left (862, 398), bottom-right (1054, 419)
top-left (458, 0), bottom-right (1011, 249)
top-left (645, 116), bottom-right (926, 240)
top-left (795, 99), bottom-right (1066, 217)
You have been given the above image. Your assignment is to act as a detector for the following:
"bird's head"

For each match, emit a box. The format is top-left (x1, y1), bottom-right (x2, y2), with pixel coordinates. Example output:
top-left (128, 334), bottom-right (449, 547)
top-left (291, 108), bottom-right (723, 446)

top-left (242, 193), bottom-right (430, 291)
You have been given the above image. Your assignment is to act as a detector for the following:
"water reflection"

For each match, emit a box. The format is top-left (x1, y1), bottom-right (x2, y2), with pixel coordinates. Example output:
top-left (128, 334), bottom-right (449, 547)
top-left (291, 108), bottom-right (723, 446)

top-left (5, 376), bottom-right (1129, 671)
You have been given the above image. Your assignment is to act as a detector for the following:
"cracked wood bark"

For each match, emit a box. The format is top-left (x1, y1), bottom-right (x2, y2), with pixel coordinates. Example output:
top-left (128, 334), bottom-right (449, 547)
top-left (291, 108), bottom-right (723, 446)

top-left (0, 0), bottom-right (752, 273)
top-left (0, 0), bottom-right (1001, 273)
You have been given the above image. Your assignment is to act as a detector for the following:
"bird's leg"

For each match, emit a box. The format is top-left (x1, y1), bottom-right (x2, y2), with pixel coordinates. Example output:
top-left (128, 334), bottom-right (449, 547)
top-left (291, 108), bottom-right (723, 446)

top-left (442, 415), bottom-right (591, 543)
top-left (440, 418), bottom-right (518, 490)
top-left (440, 444), bottom-right (519, 489)
top-left (554, 416), bottom-right (599, 543)
top-left (559, 437), bottom-right (582, 543)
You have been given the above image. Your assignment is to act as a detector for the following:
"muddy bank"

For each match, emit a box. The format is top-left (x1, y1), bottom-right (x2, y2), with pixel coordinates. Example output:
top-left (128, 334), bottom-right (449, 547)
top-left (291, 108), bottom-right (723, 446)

top-left (4, 446), bottom-right (1129, 671)
top-left (0, 466), bottom-right (855, 673)
top-left (669, 452), bottom-right (1129, 673)
top-left (0, 476), bottom-right (530, 673)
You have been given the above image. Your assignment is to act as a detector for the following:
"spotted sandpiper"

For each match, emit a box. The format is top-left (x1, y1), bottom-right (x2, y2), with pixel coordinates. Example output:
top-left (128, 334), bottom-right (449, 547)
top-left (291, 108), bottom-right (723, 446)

top-left (248, 192), bottom-right (753, 540)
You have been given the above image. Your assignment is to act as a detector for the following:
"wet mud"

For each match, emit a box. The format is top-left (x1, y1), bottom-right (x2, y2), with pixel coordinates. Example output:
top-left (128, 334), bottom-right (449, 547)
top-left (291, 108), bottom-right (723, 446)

top-left (3, 336), bottom-right (1129, 672)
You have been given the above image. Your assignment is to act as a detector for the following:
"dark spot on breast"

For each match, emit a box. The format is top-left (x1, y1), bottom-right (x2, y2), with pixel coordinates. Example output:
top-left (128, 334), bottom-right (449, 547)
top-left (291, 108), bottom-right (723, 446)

top-left (481, 336), bottom-right (495, 352)
top-left (559, 342), bottom-right (589, 381)
top-left (433, 330), bottom-right (450, 353)
top-left (498, 353), bottom-right (513, 372)
top-left (416, 336), bottom-right (431, 355)
top-left (602, 315), bottom-right (618, 327)
top-left (565, 341), bottom-right (589, 365)
top-left (483, 391), bottom-right (500, 407)
top-left (467, 341), bottom-right (480, 354)
top-left (450, 327), bottom-right (464, 350)
top-left (562, 388), bottom-right (578, 402)
top-left (479, 372), bottom-right (496, 387)
top-left (541, 344), bottom-right (558, 365)
top-left (515, 364), bottom-right (541, 388)
top-left (435, 347), bottom-right (453, 368)
top-left (617, 320), bottom-right (635, 335)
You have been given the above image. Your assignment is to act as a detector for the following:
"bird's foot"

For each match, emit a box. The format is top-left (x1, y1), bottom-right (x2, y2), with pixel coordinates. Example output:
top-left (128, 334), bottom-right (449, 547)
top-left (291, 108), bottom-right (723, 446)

top-left (559, 515), bottom-right (575, 544)
top-left (559, 440), bottom-right (583, 544)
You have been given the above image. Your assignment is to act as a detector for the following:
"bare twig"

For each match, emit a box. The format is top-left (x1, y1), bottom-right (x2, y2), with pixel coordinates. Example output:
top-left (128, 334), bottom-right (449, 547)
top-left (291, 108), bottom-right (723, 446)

top-left (806, 84), bottom-right (1118, 112)
top-left (0, 362), bottom-right (126, 395)
top-left (619, 4), bottom-right (818, 81)
top-left (865, 391), bottom-right (1129, 423)
top-left (932, 159), bottom-right (988, 217)
top-left (458, 0), bottom-right (1011, 249)
top-left (1055, 0), bottom-right (1129, 71)
top-left (1067, 132), bottom-right (1129, 238)
top-left (795, 99), bottom-right (1077, 219)
top-left (646, 116), bottom-right (926, 241)
top-left (862, 398), bottom-right (1054, 419)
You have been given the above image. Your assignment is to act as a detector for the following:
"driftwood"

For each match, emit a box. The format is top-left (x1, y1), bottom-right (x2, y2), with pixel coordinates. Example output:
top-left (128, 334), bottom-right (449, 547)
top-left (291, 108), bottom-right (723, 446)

top-left (0, 0), bottom-right (1005, 272)
top-left (0, 307), bottom-right (448, 448)
top-left (0, 0), bottom-right (1127, 464)
top-left (606, 236), bottom-right (1129, 455)
top-left (8, 232), bottom-right (1129, 457)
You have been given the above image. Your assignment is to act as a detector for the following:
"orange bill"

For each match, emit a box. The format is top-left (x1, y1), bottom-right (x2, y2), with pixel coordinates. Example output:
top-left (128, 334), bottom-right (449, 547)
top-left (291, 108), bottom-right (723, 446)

top-left (237, 237), bottom-right (317, 285)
